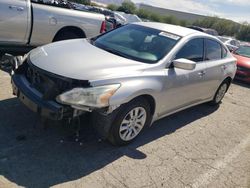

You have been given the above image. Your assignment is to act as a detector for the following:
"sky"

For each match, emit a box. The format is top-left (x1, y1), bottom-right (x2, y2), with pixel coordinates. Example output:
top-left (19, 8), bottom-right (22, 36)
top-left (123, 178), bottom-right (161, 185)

top-left (132, 0), bottom-right (250, 23)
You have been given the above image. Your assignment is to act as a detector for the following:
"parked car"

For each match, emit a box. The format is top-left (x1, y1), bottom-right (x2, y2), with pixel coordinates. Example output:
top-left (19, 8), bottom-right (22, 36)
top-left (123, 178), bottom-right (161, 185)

top-left (68, 4), bottom-right (122, 32)
top-left (0, 0), bottom-right (105, 56)
top-left (217, 36), bottom-right (240, 52)
top-left (114, 11), bottom-right (142, 24)
top-left (11, 22), bottom-right (237, 145)
top-left (232, 45), bottom-right (250, 83)
top-left (188, 26), bottom-right (218, 36)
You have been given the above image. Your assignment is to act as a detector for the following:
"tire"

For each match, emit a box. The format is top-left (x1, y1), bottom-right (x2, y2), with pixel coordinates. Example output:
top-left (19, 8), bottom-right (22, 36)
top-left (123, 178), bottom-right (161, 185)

top-left (53, 31), bottom-right (81, 42)
top-left (108, 98), bottom-right (152, 146)
top-left (0, 52), bottom-right (4, 60)
top-left (210, 81), bottom-right (229, 106)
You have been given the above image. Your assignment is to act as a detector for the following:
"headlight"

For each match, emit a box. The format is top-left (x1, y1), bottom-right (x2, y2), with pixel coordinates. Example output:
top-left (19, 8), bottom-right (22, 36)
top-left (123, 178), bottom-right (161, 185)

top-left (56, 84), bottom-right (120, 108)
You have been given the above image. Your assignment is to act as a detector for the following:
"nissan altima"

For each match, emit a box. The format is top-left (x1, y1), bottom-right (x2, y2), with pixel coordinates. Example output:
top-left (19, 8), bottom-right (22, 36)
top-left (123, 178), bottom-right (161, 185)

top-left (11, 22), bottom-right (237, 145)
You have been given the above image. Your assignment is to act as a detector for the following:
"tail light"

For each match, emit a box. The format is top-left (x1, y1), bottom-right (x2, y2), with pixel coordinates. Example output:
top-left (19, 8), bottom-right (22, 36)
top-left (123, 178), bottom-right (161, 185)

top-left (100, 21), bottom-right (106, 33)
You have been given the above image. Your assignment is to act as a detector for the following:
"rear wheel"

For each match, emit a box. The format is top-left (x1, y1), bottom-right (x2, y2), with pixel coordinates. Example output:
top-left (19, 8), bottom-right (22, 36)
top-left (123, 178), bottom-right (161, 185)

top-left (210, 81), bottom-right (229, 105)
top-left (108, 98), bottom-right (152, 146)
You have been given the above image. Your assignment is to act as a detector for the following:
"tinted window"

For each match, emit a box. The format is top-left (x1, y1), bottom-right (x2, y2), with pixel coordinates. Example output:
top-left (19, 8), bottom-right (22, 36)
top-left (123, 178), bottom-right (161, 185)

top-left (94, 24), bottom-right (180, 64)
top-left (222, 46), bottom-right (228, 58)
top-left (175, 38), bottom-right (204, 62)
top-left (205, 39), bottom-right (222, 60)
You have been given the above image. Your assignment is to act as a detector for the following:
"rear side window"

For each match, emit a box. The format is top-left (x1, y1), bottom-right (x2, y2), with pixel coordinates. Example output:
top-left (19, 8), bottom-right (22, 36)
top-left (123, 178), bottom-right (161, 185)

top-left (205, 39), bottom-right (222, 60)
top-left (222, 47), bottom-right (228, 58)
top-left (175, 38), bottom-right (204, 62)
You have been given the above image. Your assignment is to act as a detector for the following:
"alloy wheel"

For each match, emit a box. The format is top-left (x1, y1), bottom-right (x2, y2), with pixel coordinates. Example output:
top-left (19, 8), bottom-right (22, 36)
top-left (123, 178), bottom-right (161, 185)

top-left (215, 83), bottom-right (228, 103)
top-left (119, 107), bottom-right (147, 141)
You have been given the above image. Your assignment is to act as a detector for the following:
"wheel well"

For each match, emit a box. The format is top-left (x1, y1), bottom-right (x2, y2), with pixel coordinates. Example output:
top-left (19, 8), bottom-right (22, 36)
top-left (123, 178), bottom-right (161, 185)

top-left (133, 95), bottom-right (156, 116)
top-left (224, 77), bottom-right (232, 84)
top-left (223, 77), bottom-right (233, 91)
top-left (53, 26), bottom-right (86, 42)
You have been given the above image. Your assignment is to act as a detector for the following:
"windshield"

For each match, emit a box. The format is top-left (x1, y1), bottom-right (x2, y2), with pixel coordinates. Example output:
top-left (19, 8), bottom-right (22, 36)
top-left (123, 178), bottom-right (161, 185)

top-left (93, 24), bottom-right (180, 64)
top-left (235, 46), bottom-right (250, 58)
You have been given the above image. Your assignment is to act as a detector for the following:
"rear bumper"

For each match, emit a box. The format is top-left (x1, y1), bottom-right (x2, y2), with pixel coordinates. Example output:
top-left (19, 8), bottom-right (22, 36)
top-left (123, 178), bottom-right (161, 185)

top-left (11, 74), bottom-right (73, 120)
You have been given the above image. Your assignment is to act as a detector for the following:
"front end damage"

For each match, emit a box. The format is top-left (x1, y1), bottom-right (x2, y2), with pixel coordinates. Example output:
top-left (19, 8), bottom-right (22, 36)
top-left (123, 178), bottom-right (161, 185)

top-left (11, 56), bottom-right (93, 120)
top-left (10, 56), bottom-right (121, 139)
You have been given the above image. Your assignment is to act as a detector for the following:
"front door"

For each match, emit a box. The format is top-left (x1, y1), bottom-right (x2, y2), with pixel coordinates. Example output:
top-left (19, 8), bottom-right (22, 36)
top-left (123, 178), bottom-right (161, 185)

top-left (159, 38), bottom-right (208, 116)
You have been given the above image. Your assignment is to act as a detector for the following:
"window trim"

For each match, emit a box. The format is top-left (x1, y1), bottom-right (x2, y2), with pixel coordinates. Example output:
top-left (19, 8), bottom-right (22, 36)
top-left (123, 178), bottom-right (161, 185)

top-left (221, 45), bottom-right (228, 59)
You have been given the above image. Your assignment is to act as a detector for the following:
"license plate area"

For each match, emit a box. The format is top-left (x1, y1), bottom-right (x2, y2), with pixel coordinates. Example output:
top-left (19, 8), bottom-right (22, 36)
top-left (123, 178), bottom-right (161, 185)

top-left (19, 91), bottom-right (38, 113)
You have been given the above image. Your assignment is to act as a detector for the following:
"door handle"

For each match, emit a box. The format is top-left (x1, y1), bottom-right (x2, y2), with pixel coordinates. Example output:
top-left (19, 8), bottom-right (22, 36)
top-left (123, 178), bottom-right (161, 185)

top-left (17, 7), bottom-right (24, 11)
top-left (198, 70), bottom-right (206, 77)
top-left (9, 5), bottom-right (24, 11)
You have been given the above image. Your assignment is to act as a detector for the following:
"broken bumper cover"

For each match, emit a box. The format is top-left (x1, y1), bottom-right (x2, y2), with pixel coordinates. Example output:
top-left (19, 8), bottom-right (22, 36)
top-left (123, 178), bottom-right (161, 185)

top-left (11, 74), bottom-right (73, 120)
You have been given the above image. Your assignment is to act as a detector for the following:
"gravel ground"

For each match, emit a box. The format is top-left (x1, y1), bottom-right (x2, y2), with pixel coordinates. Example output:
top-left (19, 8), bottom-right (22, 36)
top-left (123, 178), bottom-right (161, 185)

top-left (0, 69), bottom-right (249, 188)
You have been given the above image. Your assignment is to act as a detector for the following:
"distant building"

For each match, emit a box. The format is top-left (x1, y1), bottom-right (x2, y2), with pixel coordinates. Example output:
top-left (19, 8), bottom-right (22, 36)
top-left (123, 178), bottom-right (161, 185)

top-left (138, 3), bottom-right (207, 22)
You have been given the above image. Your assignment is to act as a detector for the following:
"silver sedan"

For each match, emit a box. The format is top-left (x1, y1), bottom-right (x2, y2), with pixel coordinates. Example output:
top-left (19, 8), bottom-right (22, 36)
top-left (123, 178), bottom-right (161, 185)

top-left (11, 22), bottom-right (237, 145)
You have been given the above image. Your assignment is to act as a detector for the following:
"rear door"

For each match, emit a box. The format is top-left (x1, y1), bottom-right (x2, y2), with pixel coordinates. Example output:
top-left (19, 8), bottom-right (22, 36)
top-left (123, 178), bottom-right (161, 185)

top-left (0, 0), bottom-right (30, 44)
top-left (203, 39), bottom-right (229, 98)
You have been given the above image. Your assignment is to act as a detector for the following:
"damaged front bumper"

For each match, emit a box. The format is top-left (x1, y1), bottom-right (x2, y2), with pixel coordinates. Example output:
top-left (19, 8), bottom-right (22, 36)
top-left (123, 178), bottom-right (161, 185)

top-left (11, 74), bottom-right (73, 120)
top-left (10, 55), bottom-right (120, 122)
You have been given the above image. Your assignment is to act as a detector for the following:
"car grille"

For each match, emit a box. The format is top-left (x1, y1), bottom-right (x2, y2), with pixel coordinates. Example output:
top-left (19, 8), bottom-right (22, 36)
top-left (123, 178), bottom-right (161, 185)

top-left (16, 59), bottom-right (90, 101)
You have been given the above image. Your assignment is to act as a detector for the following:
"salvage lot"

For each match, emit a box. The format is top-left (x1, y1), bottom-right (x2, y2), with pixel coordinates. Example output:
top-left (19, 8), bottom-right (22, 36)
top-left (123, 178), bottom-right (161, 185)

top-left (0, 68), bottom-right (250, 187)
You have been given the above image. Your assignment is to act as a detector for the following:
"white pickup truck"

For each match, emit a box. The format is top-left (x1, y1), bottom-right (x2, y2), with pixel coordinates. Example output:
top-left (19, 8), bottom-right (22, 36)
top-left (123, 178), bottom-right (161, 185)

top-left (0, 0), bottom-right (105, 55)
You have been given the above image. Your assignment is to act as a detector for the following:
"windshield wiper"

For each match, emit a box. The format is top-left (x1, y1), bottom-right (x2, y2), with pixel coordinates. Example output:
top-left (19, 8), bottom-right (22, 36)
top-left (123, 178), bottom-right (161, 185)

top-left (88, 38), bottom-right (96, 45)
top-left (102, 47), bottom-right (130, 59)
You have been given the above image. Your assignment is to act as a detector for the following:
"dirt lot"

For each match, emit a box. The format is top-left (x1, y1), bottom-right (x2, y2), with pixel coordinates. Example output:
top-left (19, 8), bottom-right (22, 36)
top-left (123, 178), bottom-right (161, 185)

top-left (0, 68), bottom-right (249, 188)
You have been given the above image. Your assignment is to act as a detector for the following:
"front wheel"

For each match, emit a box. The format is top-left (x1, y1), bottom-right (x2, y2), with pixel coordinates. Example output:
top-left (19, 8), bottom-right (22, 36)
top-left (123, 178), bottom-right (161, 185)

top-left (210, 81), bottom-right (229, 105)
top-left (108, 98), bottom-right (152, 146)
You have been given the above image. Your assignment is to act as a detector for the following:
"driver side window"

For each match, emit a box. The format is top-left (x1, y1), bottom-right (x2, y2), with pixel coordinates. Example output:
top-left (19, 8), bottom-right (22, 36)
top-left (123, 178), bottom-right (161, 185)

top-left (175, 38), bottom-right (204, 62)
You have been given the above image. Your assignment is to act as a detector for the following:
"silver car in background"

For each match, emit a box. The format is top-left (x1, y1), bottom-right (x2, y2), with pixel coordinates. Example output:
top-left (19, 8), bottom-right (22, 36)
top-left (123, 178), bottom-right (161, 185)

top-left (11, 22), bottom-right (237, 145)
top-left (217, 36), bottom-right (241, 52)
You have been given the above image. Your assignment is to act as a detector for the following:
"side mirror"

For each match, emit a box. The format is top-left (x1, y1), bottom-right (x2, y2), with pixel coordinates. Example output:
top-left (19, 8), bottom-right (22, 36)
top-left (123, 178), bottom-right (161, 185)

top-left (173, 58), bottom-right (196, 70)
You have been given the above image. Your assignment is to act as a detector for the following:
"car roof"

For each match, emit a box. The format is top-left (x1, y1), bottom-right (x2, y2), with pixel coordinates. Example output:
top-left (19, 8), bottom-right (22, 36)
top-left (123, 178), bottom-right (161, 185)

top-left (219, 36), bottom-right (236, 40)
top-left (133, 22), bottom-right (204, 37)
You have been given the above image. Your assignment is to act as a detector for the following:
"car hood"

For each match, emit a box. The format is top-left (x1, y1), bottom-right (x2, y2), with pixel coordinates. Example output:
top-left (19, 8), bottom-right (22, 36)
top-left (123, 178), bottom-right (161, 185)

top-left (233, 54), bottom-right (250, 68)
top-left (29, 39), bottom-right (144, 80)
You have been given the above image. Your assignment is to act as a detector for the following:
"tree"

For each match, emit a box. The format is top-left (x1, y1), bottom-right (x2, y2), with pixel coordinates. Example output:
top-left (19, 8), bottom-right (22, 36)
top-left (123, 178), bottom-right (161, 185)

top-left (237, 24), bottom-right (250, 42)
top-left (179, 20), bottom-right (188, 27)
top-left (117, 1), bottom-right (136, 14)
top-left (149, 13), bottom-right (162, 22)
top-left (162, 16), bottom-right (178, 25)
top-left (70, 0), bottom-right (90, 5)
top-left (107, 4), bottom-right (119, 11)
top-left (107, 3), bottom-right (249, 41)
top-left (136, 8), bottom-right (151, 19)
top-left (193, 17), bottom-right (241, 37)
